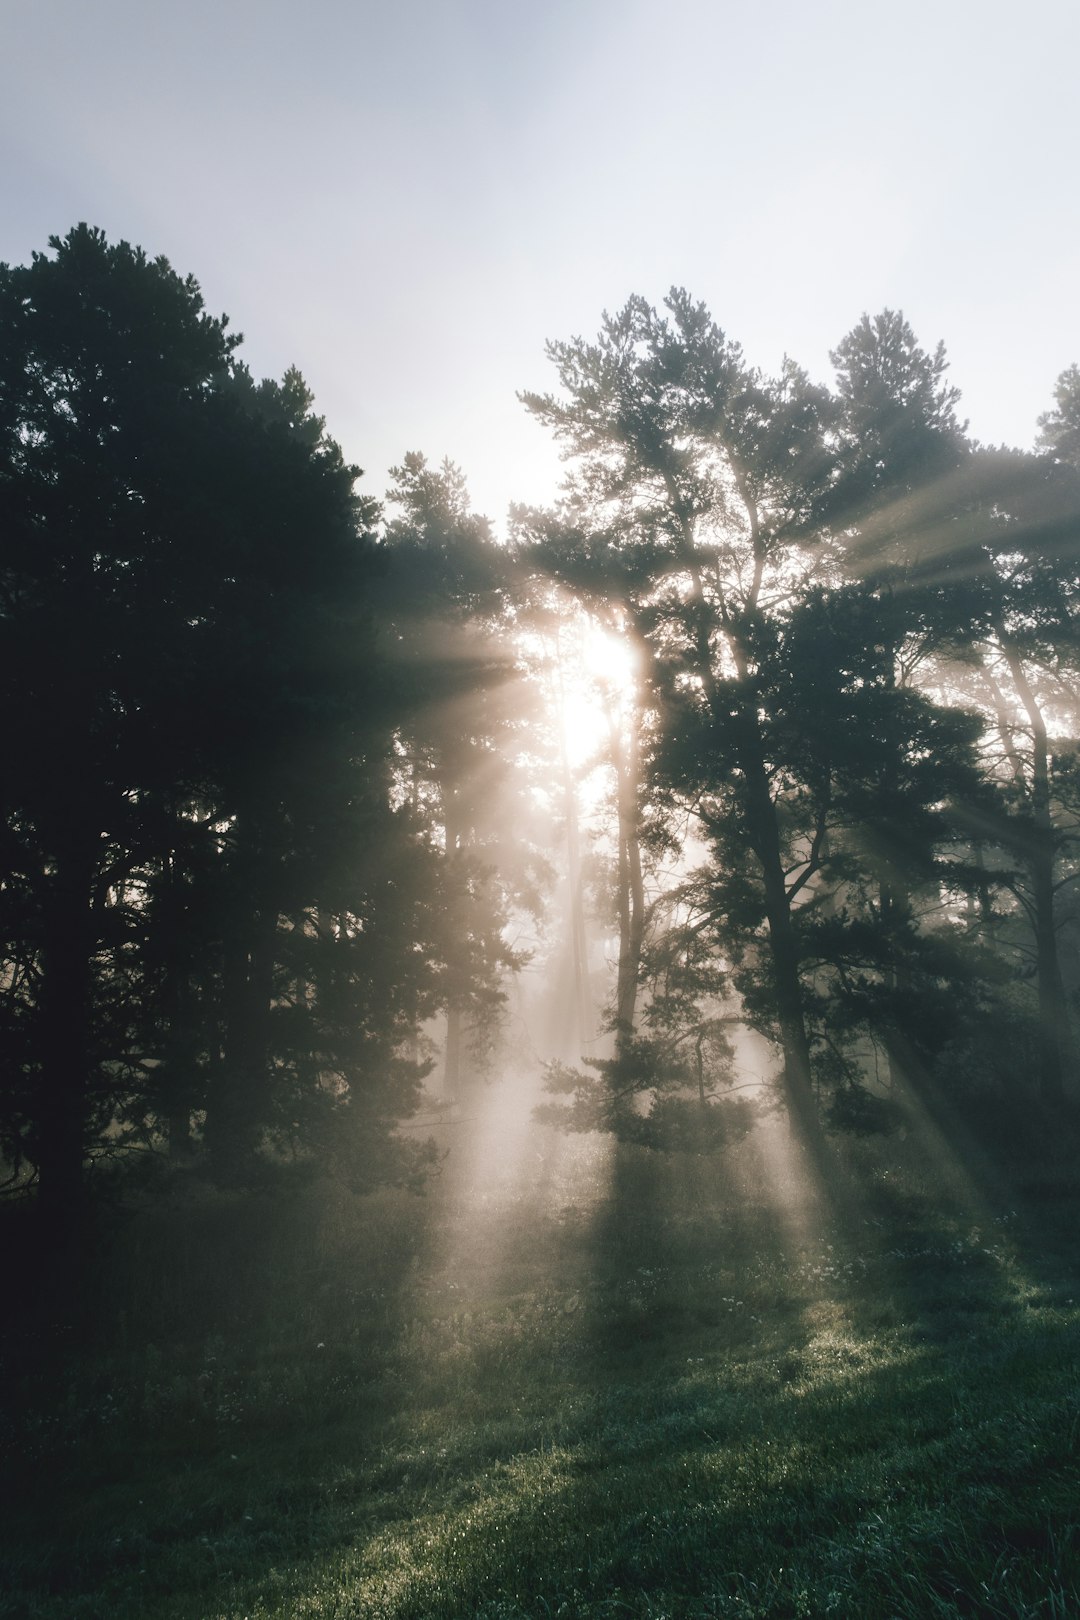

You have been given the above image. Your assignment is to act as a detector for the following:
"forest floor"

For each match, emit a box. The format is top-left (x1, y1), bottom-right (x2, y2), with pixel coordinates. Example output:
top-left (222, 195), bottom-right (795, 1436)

top-left (3, 1099), bottom-right (1080, 1620)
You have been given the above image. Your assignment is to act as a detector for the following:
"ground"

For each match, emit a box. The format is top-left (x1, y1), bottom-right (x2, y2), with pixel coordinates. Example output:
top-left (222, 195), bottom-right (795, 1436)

top-left (2, 1101), bottom-right (1078, 1619)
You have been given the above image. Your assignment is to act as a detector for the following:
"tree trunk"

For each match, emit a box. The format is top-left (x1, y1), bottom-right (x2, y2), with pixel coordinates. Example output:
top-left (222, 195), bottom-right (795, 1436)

top-left (206, 901), bottom-right (278, 1175)
top-left (443, 1004), bottom-right (463, 1103)
top-left (612, 704), bottom-right (645, 1056)
top-left (1000, 638), bottom-right (1074, 1102)
top-left (36, 838), bottom-right (96, 1239)
top-left (878, 632), bottom-right (910, 1092)
top-left (879, 878), bottom-right (915, 1092)
top-left (671, 461), bottom-right (843, 1195)
top-left (738, 712), bottom-right (843, 1197)
top-left (441, 781), bottom-right (468, 1102)
top-left (167, 1109), bottom-right (193, 1160)
top-left (557, 657), bottom-right (591, 1054)
top-left (1030, 840), bottom-right (1069, 1104)
top-left (158, 892), bottom-right (197, 1161)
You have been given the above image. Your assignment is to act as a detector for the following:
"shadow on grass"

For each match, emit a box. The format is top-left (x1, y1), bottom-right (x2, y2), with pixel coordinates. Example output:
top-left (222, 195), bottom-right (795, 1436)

top-left (3, 1111), bottom-right (1080, 1619)
top-left (0, 1175), bottom-right (438, 1611)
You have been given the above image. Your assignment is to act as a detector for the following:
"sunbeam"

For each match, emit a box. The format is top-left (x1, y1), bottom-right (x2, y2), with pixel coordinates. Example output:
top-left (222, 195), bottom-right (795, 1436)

top-left (6, 200), bottom-right (1080, 1620)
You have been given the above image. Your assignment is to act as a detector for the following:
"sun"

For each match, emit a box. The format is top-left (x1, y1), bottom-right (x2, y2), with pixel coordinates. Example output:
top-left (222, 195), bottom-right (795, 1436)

top-left (557, 616), bottom-right (639, 769)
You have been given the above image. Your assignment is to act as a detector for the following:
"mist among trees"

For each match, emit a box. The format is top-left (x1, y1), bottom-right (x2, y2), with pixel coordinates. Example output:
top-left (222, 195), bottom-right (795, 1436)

top-left (5, 227), bottom-right (1080, 1213)
top-left (4, 227), bottom-right (1080, 1619)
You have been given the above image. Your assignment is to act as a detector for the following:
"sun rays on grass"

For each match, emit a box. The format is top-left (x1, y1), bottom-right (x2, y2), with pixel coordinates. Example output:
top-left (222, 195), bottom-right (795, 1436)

top-left (46, 1140), bottom-right (1075, 1619)
top-left (5, 1018), bottom-right (1080, 1619)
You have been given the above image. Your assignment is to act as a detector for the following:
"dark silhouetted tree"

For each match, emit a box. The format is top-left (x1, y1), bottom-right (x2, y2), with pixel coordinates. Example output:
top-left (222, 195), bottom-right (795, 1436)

top-left (0, 227), bottom-right (440, 1223)
top-left (520, 293), bottom-right (843, 1164)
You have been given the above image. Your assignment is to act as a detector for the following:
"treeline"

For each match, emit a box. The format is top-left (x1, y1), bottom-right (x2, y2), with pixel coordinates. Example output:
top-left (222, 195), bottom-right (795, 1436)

top-left (3, 228), bottom-right (1080, 1230)
top-left (516, 298), bottom-right (1080, 1166)
top-left (0, 227), bottom-right (530, 1234)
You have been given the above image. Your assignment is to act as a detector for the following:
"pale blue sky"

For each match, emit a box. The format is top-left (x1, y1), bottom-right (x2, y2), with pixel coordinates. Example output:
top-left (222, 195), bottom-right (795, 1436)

top-left (2, 0), bottom-right (1077, 528)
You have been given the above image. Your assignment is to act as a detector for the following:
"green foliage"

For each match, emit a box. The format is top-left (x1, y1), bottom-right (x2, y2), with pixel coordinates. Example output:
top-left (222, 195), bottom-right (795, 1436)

top-left (379, 455), bottom-right (539, 1083)
top-left (824, 1082), bottom-right (906, 1137)
top-left (0, 229), bottom-right (500, 1206)
top-left (1037, 362), bottom-right (1080, 467)
top-left (4, 1145), bottom-right (1080, 1619)
top-left (518, 285), bottom-right (1080, 1160)
top-left (537, 1034), bottom-right (756, 1154)
top-left (6, 237), bottom-right (1080, 1233)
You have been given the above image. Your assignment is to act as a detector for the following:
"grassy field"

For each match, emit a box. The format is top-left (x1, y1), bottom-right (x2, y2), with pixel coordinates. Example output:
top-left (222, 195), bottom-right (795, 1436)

top-left (2, 1113), bottom-right (1079, 1620)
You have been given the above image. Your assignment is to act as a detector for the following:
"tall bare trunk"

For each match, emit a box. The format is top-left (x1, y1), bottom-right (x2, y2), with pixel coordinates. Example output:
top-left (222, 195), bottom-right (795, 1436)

top-left (557, 656), bottom-right (591, 1054)
top-left (611, 702), bottom-right (645, 1057)
top-left (206, 897), bottom-right (278, 1174)
top-left (743, 755), bottom-right (814, 1110)
top-left (737, 706), bottom-right (844, 1199)
top-left (36, 836), bottom-right (96, 1237)
top-left (443, 1005), bottom-right (463, 1102)
top-left (672, 467), bottom-right (840, 1189)
top-left (1000, 638), bottom-right (1073, 1103)
top-left (442, 783), bottom-right (465, 1100)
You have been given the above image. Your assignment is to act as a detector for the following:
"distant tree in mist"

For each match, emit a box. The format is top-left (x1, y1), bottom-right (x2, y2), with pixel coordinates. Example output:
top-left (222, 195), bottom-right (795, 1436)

top-left (1038, 363), bottom-right (1080, 467)
top-left (378, 454), bottom-right (540, 1101)
top-left (936, 447), bottom-right (1080, 1104)
top-left (816, 311), bottom-right (994, 1110)
top-left (509, 507), bottom-right (658, 1068)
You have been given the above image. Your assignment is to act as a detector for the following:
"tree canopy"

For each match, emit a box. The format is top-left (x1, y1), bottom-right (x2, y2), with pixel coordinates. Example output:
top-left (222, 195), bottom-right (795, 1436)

top-left (3, 229), bottom-right (1080, 1234)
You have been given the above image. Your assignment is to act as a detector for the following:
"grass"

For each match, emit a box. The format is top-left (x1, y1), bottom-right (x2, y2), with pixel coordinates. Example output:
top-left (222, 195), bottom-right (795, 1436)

top-left (2, 1122), bottom-right (1079, 1619)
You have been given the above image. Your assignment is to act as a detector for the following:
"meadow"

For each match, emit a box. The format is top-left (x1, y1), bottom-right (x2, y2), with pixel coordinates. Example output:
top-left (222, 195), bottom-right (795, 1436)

top-left (3, 1106), bottom-right (1079, 1620)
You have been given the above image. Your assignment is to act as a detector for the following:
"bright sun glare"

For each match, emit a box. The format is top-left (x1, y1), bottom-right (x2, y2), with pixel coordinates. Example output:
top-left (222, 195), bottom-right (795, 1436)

top-left (559, 619), bottom-right (639, 769)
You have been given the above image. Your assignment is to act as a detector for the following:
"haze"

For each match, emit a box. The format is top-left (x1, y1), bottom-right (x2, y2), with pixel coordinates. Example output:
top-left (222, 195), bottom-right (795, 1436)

top-left (6, 9), bottom-right (1080, 1617)
top-left (3, 0), bottom-right (1077, 527)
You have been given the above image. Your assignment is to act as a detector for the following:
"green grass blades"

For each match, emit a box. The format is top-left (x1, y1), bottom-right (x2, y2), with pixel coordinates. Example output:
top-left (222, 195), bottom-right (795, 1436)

top-left (2, 1141), bottom-right (1079, 1619)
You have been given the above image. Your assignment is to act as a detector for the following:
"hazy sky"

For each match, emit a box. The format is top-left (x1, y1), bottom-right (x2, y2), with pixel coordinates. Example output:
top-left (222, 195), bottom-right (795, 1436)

top-left (2, 0), bottom-right (1077, 530)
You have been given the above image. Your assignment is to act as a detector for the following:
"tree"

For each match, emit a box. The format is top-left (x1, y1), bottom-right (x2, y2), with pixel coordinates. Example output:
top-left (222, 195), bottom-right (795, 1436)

top-left (1038, 363), bottom-right (1080, 467)
top-left (822, 310), bottom-right (988, 1101)
top-left (171, 362), bottom-right (390, 1177)
top-left (940, 448), bottom-right (1080, 1103)
top-left (509, 507), bottom-right (658, 1063)
top-left (519, 293), bottom-right (844, 1165)
top-left (0, 225), bottom-right (244, 1220)
top-left (0, 226), bottom-right (431, 1222)
top-left (827, 321), bottom-right (1080, 1108)
top-left (520, 293), bottom-right (997, 1177)
top-left (379, 454), bottom-right (536, 1103)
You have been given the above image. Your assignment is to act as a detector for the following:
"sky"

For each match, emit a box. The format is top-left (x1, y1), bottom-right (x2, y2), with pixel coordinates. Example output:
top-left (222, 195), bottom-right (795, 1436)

top-left (2, 0), bottom-right (1078, 533)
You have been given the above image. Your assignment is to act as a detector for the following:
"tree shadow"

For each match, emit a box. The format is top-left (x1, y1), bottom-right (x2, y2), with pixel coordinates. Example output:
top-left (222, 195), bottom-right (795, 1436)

top-left (4, 1111), bottom-right (1080, 1620)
